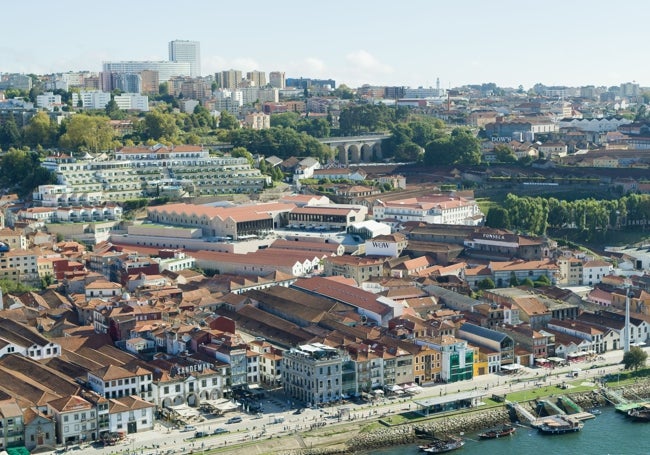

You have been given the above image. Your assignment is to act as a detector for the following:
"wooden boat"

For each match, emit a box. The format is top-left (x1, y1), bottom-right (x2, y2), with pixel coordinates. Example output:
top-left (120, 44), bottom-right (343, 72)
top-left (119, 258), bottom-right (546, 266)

top-left (536, 416), bottom-right (583, 434)
top-left (419, 437), bottom-right (465, 453)
top-left (478, 424), bottom-right (516, 439)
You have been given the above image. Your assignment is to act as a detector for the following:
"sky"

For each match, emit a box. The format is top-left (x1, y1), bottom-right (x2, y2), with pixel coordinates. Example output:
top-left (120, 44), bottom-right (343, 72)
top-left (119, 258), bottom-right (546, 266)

top-left (2, 0), bottom-right (648, 90)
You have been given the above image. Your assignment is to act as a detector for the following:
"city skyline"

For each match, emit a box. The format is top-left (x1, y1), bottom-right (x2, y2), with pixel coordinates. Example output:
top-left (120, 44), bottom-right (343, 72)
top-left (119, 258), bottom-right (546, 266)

top-left (2, 0), bottom-right (649, 90)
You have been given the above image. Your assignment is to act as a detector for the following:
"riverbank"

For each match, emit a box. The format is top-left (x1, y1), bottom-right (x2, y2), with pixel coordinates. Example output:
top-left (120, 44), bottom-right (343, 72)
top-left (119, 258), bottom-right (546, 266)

top-left (271, 379), bottom-right (650, 455)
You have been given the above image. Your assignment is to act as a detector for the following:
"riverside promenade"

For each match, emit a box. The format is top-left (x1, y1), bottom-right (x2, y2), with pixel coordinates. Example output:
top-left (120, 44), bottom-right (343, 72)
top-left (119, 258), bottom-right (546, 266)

top-left (43, 347), bottom-right (646, 455)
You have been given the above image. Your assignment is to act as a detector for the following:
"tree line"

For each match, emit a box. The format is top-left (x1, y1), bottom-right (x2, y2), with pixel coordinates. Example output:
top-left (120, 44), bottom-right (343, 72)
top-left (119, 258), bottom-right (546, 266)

top-left (486, 193), bottom-right (650, 239)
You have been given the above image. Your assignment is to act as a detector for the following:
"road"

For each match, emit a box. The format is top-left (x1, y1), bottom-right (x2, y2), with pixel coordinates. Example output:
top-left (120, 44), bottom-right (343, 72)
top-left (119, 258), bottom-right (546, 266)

top-left (46, 346), bottom-right (645, 455)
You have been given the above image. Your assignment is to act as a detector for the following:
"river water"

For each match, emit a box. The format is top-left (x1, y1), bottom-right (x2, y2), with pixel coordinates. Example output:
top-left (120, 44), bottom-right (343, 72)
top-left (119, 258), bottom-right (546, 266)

top-left (369, 407), bottom-right (649, 455)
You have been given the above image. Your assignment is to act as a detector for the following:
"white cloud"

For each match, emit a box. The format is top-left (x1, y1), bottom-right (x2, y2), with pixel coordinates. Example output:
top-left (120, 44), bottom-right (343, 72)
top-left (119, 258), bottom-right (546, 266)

top-left (338, 50), bottom-right (394, 87)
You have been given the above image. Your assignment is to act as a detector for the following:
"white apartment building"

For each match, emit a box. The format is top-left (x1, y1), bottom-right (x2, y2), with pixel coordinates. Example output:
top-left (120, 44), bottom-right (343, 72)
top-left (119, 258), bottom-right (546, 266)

top-left (107, 396), bottom-right (155, 434)
top-left (33, 184), bottom-right (104, 207)
top-left (283, 343), bottom-right (343, 405)
top-left (114, 93), bottom-right (149, 111)
top-left (72, 91), bottom-right (112, 110)
top-left (168, 40), bottom-right (201, 77)
top-left (36, 92), bottom-right (62, 110)
top-left (583, 260), bottom-right (614, 286)
top-left (87, 364), bottom-right (153, 402)
top-left (373, 195), bottom-right (484, 226)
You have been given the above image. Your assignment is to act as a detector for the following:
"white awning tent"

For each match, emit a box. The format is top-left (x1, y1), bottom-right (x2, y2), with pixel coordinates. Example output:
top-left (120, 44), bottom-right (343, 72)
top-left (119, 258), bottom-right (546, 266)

top-left (501, 363), bottom-right (523, 371)
top-left (386, 384), bottom-right (403, 392)
top-left (202, 399), bottom-right (239, 412)
top-left (373, 389), bottom-right (384, 395)
top-left (168, 404), bottom-right (200, 419)
top-left (535, 358), bottom-right (549, 363)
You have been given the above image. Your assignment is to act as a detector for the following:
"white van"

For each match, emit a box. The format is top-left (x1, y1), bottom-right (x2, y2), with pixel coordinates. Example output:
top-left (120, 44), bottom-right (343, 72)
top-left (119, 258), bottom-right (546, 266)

top-left (182, 425), bottom-right (197, 432)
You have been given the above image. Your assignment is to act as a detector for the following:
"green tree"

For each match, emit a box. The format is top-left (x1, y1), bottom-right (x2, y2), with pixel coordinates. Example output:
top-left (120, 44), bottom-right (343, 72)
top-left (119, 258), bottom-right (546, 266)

top-left (271, 112), bottom-right (300, 130)
top-left (59, 114), bottom-right (115, 152)
top-left (485, 207), bottom-right (511, 229)
top-left (23, 112), bottom-right (57, 148)
top-left (478, 278), bottom-right (496, 290)
top-left (423, 128), bottom-right (481, 166)
top-left (231, 147), bottom-right (254, 166)
top-left (333, 84), bottom-right (355, 100)
top-left (521, 278), bottom-right (535, 288)
top-left (0, 149), bottom-right (55, 197)
top-left (104, 98), bottom-right (124, 120)
top-left (493, 144), bottom-right (517, 163)
top-left (623, 346), bottom-right (648, 370)
top-left (534, 274), bottom-right (551, 287)
top-left (141, 110), bottom-right (180, 141)
top-left (0, 114), bottom-right (21, 150)
top-left (218, 110), bottom-right (240, 130)
top-left (298, 118), bottom-right (330, 138)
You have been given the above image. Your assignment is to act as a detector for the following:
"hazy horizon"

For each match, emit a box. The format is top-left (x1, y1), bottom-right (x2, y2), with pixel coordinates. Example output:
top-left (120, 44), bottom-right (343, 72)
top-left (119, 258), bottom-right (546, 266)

top-left (2, 0), bottom-right (648, 90)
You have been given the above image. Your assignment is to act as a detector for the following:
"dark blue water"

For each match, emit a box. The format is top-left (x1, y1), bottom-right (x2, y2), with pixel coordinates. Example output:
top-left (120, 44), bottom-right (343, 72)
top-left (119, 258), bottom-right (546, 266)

top-left (370, 407), bottom-right (650, 455)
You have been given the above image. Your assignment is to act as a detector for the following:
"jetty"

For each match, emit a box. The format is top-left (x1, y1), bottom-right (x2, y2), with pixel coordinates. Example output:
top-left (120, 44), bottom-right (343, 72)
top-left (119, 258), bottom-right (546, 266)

top-left (599, 386), bottom-right (649, 413)
top-left (509, 401), bottom-right (593, 428)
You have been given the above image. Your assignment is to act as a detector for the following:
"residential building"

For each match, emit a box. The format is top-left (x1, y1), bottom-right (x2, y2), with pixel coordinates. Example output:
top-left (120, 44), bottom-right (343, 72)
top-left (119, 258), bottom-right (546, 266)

top-left (582, 260), bottom-right (613, 286)
top-left (168, 40), bottom-right (201, 77)
top-left (269, 71), bottom-right (286, 89)
top-left (246, 71), bottom-right (266, 87)
top-left (113, 93), bottom-right (149, 111)
top-left (323, 255), bottom-right (385, 284)
top-left (244, 112), bottom-right (270, 129)
top-left (87, 364), bottom-right (153, 401)
top-left (0, 396), bottom-right (24, 451)
top-left (417, 336), bottom-right (473, 383)
top-left (283, 343), bottom-right (342, 405)
top-left (47, 395), bottom-right (96, 446)
top-left (102, 61), bottom-right (191, 83)
top-left (107, 396), bottom-right (155, 434)
top-left (215, 70), bottom-right (242, 90)
top-left (71, 91), bottom-right (111, 110)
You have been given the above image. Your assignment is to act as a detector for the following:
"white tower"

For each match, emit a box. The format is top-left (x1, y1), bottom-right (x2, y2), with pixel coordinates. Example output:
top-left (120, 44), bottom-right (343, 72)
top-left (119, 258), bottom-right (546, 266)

top-left (169, 40), bottom-right (201, 77)
top-left (624, 280), bottom-right (631, 353)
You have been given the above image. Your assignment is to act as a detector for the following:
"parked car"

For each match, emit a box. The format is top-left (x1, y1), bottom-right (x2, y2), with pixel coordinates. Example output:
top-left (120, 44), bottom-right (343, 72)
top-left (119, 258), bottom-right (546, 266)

top-left (194, 431), bottom-right (207, 438)
top-left (181, 425), bottom-right (197, 432)
top-left (226, 416), bottom-right (242, 424)
top-left (213, 428), bottom-right (229, 435)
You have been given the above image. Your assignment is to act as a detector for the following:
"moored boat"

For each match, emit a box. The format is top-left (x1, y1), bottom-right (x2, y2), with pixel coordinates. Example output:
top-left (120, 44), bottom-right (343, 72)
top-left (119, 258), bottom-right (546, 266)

top-left (478, 424), bottom-right (516, 439)
top-left (418, 437), bottom-right (465, 453)
top-left (536, 416), bottom-right (583, 434)
top-left (627, 404), bottom-right (650, 421)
